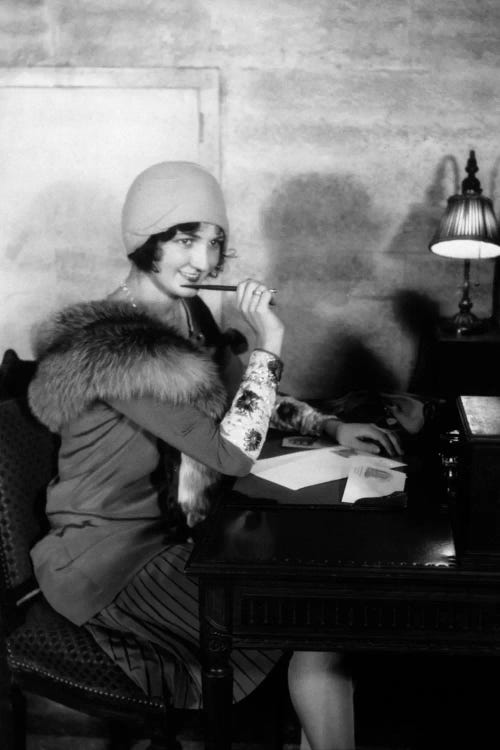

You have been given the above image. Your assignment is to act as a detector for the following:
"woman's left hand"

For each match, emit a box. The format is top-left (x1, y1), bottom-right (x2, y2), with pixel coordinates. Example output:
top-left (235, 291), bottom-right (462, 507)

top-left (323, 419), bottom-right (403, 457)
top-left (236, 279), bottom-right (284, 357)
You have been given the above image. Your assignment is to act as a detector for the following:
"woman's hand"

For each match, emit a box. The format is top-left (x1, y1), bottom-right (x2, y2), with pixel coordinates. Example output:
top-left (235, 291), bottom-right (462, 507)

top-left (323, 419), bottom-right (403, 457)
top-left (236, 279), bottom-right (284, 358)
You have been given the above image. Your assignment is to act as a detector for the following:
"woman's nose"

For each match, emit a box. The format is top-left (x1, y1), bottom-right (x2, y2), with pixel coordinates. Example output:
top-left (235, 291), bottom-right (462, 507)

top-left (189, 243), bottom-right (210, 271)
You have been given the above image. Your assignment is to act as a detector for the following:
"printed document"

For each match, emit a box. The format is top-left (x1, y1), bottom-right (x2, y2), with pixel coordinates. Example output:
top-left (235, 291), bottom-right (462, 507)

top-left (341, 456), bottom-right (406, 504)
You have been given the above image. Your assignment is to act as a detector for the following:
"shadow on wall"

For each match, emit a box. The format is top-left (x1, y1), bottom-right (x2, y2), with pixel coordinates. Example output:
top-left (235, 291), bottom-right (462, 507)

top-left (393, 290), bottom-right (441, 394)
top-left (261, 171), bottom-right (401, 398)
top-left (322, 334), bottom-right (399, 396)
top-left (260, 158), bottom-right (461, 397)
top-left (387, 153), bottom-right (461, 285)
top-left (387, 153), bottom-right (460, 262)
top-left (386, 154), bottom-right (462, 390)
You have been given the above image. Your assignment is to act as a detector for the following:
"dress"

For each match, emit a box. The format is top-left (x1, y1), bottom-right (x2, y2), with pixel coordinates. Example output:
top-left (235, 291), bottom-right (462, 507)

top-left (28, 295), bottom-right (334, 707)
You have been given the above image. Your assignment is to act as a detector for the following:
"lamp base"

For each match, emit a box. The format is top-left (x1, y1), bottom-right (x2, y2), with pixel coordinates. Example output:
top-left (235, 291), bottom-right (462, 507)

top-left (442, 311), bottom-right (486, 336)
top-left (443, 259), bottom-right (487, 335)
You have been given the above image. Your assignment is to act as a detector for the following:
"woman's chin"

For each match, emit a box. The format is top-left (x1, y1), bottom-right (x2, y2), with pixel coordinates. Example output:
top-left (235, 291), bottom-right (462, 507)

top-left (178, 285), bottom-right (199, 297)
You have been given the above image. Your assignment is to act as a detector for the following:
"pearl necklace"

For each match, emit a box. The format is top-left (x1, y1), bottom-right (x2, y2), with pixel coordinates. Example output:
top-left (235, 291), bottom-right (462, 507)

top-left (119, 281), bottom-right (137, 309)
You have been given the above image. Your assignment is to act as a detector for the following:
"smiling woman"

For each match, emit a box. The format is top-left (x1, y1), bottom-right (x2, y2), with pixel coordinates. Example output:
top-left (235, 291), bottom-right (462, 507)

top-left (28, 161), bottom-right (288, 708)
top-left (26, 160), bottom-right (400, 750)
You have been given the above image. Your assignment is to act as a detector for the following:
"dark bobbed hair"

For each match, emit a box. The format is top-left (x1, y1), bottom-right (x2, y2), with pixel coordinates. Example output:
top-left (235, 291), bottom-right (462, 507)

top-left (128, 222), bottom-right (233, 277)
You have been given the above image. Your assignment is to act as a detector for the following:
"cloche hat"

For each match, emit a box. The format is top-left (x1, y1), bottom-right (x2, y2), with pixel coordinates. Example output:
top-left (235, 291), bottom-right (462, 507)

top-left (121, 161), bottom-right (229, 254)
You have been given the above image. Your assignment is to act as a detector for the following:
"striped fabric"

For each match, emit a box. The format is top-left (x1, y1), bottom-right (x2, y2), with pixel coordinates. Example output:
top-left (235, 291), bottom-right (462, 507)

top-left (85, 542), bottom-right (282, 708)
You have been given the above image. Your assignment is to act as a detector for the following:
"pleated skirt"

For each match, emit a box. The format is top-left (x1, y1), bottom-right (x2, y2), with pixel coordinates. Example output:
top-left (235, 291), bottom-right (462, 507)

top-left (85, 542), bottom-right (282, 709)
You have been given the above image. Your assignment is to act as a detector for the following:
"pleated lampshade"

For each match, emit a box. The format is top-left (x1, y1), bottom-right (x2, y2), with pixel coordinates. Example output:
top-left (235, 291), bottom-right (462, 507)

top-left (430, 193), bottom-right (500, 259)
top-left (429, 151), bottom-right (500, 260)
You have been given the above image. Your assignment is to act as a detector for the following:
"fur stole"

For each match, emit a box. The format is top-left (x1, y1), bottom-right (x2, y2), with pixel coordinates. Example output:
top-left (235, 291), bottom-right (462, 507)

top-left (29, 299), bottom-right (228, 527)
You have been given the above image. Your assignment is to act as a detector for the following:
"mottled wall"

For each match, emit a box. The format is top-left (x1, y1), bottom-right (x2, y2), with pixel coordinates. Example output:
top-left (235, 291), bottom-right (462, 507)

top-left (2, 0), bottom-right (500, 397)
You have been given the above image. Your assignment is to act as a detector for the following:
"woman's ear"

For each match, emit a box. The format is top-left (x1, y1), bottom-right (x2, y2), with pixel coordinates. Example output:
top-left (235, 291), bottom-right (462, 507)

top-left (209, 245), bottom-right (237, 278)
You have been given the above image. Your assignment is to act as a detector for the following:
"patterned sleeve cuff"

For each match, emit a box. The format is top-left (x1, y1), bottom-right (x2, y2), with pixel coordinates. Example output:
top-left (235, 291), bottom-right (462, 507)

top-left (250, 349), bottom-right (283, 384)
top-left (306, 410), bottom-right (330, 437)
top-left (219, 349), bottom-right (283, 460)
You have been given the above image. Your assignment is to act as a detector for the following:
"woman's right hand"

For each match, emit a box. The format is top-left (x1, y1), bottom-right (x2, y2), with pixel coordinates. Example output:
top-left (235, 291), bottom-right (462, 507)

top-left (236, 279), bottom-right (284, 357)
top-left (333, 421), bottom-right (403, 457)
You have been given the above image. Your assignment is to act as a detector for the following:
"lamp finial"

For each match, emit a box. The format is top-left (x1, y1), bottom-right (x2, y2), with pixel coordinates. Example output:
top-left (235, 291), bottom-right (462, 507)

top-left (462, 149), bottom-right (482, 195)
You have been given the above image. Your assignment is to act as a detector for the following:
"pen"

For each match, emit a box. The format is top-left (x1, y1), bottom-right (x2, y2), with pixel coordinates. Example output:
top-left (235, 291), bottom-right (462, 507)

top-left (181, 284), bottom-right (278, 293)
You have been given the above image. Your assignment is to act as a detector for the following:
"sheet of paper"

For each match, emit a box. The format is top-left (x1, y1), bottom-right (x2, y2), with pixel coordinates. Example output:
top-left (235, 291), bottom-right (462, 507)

top-left (250, 450), bottom-right (309, 474)
top-left (341, 457), bottom-right (406, 504)
top-left (251, 444), bottom-right (407, 492)
top-left (348, 453), bottom-right (406, 469)
top-left (251, 448), bottom-right (351, 490)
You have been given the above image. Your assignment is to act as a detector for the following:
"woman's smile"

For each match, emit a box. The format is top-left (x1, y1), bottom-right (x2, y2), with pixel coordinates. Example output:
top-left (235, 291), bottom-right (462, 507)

top-left (180, 270), bottom-right (203, 282)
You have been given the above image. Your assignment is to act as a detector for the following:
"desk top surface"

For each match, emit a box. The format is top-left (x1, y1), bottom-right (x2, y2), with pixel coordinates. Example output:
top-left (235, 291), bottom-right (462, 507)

top-left (188, 433), bottom-right (457, 576)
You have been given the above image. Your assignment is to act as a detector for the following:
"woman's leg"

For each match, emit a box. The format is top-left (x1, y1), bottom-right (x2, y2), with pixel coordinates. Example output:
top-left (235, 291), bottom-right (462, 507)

top-left (288, 651), bottom-right (354, 750)
top-left (300, 729), bottom-right (312, 750)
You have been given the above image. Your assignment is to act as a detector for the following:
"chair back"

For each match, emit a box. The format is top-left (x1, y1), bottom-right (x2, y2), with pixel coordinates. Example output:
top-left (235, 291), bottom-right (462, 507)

top-left (0, 349), bottom-right (37, 400)
top-left (0, 397), bottom-right (56, 609)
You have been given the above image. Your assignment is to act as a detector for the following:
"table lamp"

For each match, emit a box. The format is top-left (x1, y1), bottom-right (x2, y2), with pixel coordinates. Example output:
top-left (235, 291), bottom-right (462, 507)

top-left (429, 150), bottom-right (500, 334)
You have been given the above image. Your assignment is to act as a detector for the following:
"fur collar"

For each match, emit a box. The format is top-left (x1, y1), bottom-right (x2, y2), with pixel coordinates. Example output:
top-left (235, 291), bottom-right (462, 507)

top-left (29, 299), bottom-right (227, 431)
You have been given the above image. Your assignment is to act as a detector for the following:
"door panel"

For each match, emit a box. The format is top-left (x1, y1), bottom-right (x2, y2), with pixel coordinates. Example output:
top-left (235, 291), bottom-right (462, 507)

top-left (0, 68), bottom-right (220, 356)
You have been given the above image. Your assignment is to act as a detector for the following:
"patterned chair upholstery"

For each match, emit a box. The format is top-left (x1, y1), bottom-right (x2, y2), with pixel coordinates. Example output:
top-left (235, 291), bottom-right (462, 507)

top-left (0, 350), bottom-right (182, 750)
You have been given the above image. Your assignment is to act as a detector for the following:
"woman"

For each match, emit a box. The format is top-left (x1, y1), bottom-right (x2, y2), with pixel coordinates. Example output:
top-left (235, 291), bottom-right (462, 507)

top-left (28, 161), bottom-right (401, 750)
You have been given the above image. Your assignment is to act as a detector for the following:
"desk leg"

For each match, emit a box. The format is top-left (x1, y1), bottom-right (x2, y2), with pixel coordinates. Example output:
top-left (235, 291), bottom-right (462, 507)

top-left (201, 623), bottom-right (233, 750)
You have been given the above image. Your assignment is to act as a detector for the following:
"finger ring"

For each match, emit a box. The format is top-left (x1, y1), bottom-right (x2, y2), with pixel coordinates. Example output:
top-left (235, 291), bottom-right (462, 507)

top-left (252, 289), bottom-right (264, 296)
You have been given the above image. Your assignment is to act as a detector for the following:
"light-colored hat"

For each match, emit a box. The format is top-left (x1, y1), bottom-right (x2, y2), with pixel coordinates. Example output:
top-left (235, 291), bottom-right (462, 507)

top-left (121, 161), bottom-right (229, 254)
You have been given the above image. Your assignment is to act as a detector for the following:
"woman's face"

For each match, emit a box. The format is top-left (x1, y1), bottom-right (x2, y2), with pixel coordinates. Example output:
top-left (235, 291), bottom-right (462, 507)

top-left (156, 222), bottom-right (224, 298)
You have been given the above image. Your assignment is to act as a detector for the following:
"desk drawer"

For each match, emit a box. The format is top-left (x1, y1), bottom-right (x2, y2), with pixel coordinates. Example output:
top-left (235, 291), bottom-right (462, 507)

top-left (228, 583), bottom-right (500, 653)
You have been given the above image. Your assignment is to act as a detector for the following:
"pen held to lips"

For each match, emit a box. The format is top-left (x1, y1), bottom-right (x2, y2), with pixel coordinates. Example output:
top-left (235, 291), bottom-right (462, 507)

top-left (181, 284), bottom-right (278, 305)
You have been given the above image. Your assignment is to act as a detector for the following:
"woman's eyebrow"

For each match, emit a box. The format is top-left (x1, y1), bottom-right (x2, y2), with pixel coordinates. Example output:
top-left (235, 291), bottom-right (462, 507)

top-left (177, 230), bottom-right (224, 240)
top-left (176, 229), bottom-right (198, 237)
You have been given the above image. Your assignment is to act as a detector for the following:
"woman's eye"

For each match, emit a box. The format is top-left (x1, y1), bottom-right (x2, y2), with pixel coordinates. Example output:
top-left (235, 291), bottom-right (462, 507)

top-left (176, 238), bottom-right (192, 246)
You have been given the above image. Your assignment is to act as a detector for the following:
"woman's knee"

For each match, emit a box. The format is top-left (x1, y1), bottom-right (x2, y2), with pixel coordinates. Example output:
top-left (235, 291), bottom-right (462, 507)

top-left (289, 650), bottom-right (349, 679)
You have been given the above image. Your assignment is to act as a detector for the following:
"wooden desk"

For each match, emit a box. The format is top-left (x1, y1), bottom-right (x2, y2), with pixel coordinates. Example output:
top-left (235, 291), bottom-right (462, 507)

top-left (186, 436), bottom-right (500, 750)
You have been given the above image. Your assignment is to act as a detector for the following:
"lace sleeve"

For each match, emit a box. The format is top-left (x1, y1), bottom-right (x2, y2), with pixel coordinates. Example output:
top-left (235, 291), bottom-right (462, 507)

top-left (271, 394), bottom-right (340, 437)
top-left (220, 349), bottom-right (283, 460)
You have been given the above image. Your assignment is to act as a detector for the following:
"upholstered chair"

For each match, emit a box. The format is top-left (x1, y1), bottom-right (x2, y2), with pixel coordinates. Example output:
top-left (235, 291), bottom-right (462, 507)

top-left (0, 350), bottom-right (182, 750)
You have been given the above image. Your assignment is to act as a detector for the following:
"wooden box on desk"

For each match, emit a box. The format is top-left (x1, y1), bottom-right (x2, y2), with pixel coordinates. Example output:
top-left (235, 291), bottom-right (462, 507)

top-left (456, 395), bottom-right (500, 568)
